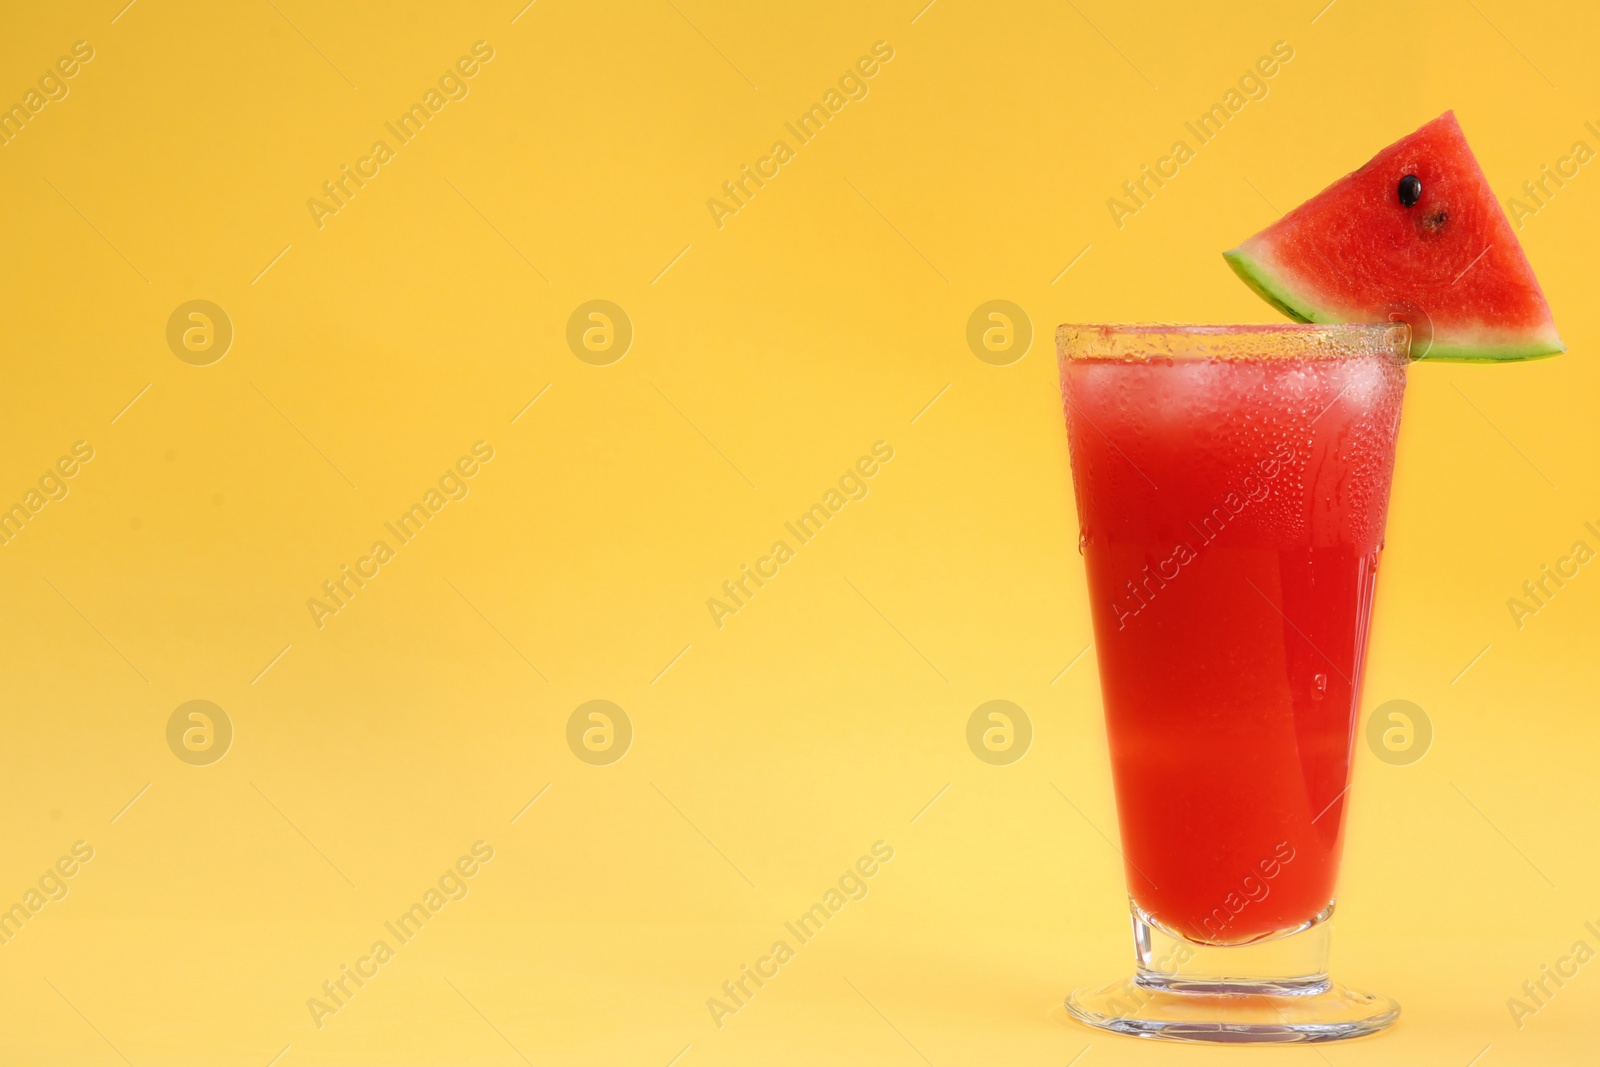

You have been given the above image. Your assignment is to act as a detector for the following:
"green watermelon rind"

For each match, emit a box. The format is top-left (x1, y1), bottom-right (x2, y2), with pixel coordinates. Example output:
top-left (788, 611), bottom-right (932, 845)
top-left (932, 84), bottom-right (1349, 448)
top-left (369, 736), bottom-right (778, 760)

top-left (1222, 248), bottom-right (1565, 363)
top-left (1222, 249), bottom-right (1315, 325)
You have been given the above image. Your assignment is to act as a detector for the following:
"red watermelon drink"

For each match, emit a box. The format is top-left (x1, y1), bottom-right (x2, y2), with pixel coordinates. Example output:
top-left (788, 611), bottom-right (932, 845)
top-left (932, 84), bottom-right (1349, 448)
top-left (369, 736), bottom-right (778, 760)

top-left (1059, 324), bottom-right (1410, 1041)
top-left (1062, 324), bottom-right (1407, 948)
top-left (1059, 113), bottom-right (1562, 1043)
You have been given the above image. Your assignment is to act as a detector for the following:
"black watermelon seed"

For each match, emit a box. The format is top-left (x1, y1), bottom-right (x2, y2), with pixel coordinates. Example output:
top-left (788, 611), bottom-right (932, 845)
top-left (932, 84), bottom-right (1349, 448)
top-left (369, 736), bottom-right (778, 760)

top-left (1398, 174), bottom-right (1422, 207)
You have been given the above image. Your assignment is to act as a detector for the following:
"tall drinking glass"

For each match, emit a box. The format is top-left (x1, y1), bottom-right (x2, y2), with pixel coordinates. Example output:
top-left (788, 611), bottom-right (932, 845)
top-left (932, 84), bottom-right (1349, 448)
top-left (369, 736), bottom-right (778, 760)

top-left (1057, 323), bottom-right (1408, 1042)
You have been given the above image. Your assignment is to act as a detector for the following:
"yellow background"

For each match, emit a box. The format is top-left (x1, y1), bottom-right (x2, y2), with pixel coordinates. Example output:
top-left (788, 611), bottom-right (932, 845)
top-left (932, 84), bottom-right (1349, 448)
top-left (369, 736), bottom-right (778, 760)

top-left (2, 0), bottom-right (1597, 1063)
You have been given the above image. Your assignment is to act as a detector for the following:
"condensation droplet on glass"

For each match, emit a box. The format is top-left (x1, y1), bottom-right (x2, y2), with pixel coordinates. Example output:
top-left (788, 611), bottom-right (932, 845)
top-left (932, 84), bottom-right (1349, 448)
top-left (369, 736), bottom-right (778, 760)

top-left (1311, 672), bottom-right (1328, 700)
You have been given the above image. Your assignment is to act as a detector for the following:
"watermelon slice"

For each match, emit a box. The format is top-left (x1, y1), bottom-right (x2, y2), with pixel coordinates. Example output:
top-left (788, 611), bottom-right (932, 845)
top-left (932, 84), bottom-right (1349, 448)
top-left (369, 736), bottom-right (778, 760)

top-left (1224, 112), bottom-right (1563, 361)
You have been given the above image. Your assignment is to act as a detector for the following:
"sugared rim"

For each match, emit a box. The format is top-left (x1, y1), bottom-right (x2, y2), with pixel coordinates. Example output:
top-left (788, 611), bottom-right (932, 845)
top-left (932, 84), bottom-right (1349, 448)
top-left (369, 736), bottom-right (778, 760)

top-left (1056, 322), bottom-right (1412, 363)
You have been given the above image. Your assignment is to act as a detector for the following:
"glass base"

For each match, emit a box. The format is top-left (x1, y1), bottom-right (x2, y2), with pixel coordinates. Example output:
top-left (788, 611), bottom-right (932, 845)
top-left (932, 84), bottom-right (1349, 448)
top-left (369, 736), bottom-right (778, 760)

top-left (1065, 905), bottom-right (1398, 1044)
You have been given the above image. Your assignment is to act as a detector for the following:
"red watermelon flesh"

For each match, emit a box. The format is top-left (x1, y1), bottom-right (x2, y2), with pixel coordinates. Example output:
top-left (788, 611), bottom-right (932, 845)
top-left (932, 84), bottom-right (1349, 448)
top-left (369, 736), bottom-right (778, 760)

top-left (1224, 112), bottom-right (1563, 361)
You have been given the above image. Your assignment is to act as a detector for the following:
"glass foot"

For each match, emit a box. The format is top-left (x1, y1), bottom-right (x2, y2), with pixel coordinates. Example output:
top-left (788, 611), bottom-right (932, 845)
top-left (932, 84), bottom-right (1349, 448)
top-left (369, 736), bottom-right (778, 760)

top-left (1066, 979), bottom-right (1398, 1043)
top-left (1065, 904), bottom-right (1398, 1043)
